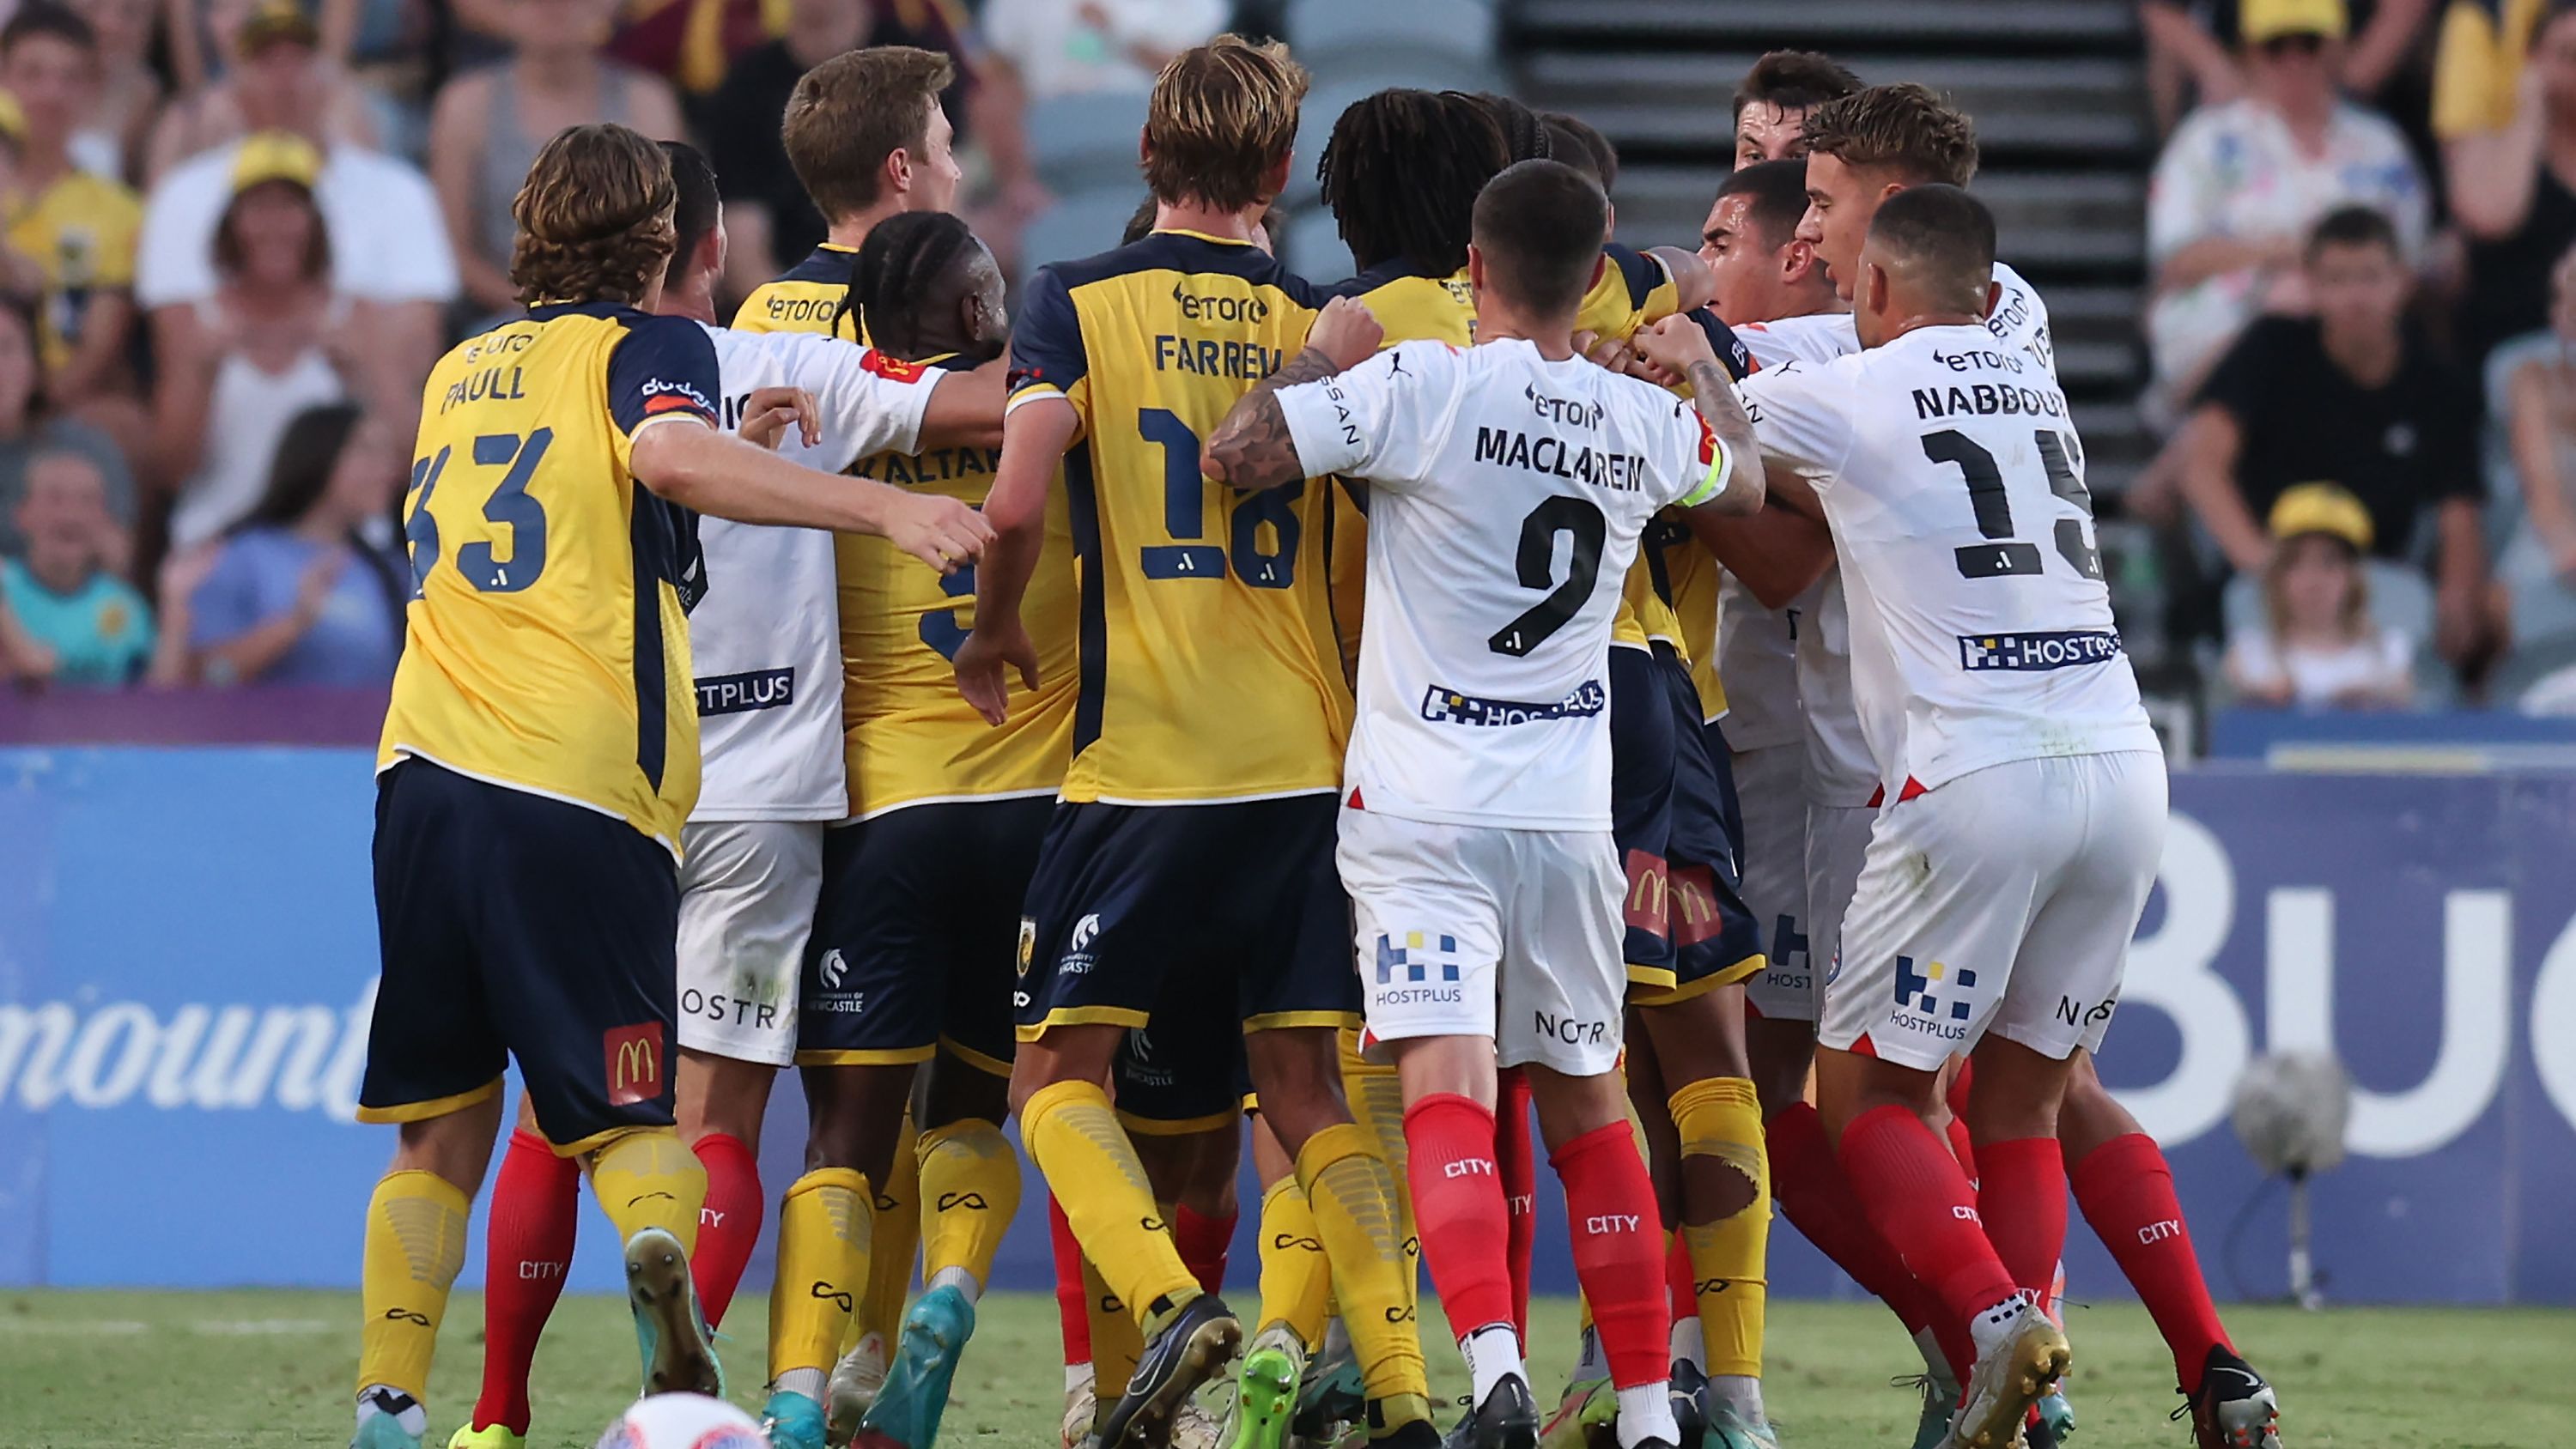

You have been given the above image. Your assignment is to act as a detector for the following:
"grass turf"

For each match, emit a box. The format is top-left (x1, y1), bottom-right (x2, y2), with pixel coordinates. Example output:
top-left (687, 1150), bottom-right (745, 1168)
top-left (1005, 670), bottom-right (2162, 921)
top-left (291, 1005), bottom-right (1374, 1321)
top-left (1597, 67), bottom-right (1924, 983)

top-left (3, 1288), bottom-right (2571, 1448)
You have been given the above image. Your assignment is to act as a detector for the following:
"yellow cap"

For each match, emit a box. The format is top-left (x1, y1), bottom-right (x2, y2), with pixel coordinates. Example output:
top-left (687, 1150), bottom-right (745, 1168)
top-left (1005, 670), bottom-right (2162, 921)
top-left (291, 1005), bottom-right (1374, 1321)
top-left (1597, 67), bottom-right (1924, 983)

top-left (2268, 482), bottom-right (2372, 551)
top-left (231, 130), bottom-right (322, 194)
top-left (237, 0), bottom-right (319, 55)
top-left (2241, 0), bottom-right (2348, 43)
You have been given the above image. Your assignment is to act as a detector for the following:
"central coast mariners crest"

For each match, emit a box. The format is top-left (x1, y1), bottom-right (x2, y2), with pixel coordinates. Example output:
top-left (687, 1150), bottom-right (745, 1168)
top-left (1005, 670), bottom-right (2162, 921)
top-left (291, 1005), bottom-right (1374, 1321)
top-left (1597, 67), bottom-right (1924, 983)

top-left (1017, 918), bottom-right (1036, 978)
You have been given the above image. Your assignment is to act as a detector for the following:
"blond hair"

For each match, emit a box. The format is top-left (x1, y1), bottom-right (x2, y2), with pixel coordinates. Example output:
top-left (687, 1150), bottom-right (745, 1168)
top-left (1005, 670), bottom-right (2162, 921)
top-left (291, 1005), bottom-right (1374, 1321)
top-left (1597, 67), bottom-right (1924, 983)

top-left (1143, 34), bottom-right (1308, 213)
top-left (510, 123), bottom-right (676, 307)
top-left (1802, 82), bottom-right (1978, 187)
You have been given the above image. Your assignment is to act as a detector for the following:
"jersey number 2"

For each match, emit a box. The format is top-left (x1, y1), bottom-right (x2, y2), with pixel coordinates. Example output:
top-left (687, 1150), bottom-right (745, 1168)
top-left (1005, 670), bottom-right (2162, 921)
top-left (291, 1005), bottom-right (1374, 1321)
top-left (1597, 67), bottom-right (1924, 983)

top-left (1490, 496), bottom-right (1607, 657)
top-left (1137, 408), bottom-right (1299, 587)
top-left (1917, 427), bottom-right (2099, 582)
top-left (405, 428), bottom-right (554, 595)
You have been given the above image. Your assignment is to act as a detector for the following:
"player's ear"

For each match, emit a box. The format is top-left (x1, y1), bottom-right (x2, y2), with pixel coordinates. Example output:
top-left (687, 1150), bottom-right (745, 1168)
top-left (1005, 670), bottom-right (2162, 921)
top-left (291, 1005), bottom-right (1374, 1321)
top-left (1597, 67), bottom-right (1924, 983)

top-left (1258, 149), bottom-right (1293, 207)
top-left (1467, 242), bottom-right (1488, 296)
top-left (1780, 239), bottom-right (1810, 285)
top-left (1865, 262), bottom-right (1889, 317)
top-left (1984, 279), bottom-right (2002, 318)
top-left (885, 144), bottom-right (914, 202)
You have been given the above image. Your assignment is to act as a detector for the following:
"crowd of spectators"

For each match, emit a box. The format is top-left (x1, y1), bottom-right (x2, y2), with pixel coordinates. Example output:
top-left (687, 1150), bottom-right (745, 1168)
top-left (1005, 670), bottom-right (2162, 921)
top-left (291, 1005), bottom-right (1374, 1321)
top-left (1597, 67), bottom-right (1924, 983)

top-left (0, 0), bottom-right (1230, 693)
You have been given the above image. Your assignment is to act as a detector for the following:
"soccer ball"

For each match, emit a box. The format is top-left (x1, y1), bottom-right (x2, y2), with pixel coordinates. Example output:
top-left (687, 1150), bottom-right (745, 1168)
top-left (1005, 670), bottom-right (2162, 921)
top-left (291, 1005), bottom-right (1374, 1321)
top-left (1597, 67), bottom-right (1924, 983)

top-left (594, 1393), bottom-right (767, 1449)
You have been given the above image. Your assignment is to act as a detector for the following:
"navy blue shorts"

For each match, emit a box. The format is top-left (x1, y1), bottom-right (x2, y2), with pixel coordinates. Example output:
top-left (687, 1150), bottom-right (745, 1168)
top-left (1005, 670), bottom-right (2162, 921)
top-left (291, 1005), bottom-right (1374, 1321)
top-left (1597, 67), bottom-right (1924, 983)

top-left (359, 758), bottom-right (680, 1151)
top-left (1016, 796), bottom-right (1361, 1046)
top-left (1612, 646), bottom-right (1766, 1003)
top-left (797, 796), bottom-right (1048, 1076)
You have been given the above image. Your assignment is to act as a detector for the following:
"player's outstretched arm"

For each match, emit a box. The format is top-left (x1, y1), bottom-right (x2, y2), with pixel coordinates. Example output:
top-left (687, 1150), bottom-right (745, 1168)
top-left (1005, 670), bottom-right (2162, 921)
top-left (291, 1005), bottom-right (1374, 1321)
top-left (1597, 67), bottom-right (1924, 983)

top-left (951, 393), bottom-right (1073, 725)
top-left (1693, 504), bottom-right (1835, 609)
top-left (1631, 314), bottom-right (1764, 516)
top-left (1645, 246), bottom-right (1716, 314)
top-left (915, 353), bottom-right (1009, 451)
top-left (630, 419), bottom-right (993, 573)
top-left (1202, 297), bottom-right (1384, 494)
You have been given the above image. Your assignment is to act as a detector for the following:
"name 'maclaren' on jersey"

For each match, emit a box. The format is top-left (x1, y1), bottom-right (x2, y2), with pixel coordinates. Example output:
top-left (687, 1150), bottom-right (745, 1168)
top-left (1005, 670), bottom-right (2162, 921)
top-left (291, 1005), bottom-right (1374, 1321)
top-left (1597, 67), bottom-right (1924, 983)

top-left (1276, 338), bottom-right (1726, 831)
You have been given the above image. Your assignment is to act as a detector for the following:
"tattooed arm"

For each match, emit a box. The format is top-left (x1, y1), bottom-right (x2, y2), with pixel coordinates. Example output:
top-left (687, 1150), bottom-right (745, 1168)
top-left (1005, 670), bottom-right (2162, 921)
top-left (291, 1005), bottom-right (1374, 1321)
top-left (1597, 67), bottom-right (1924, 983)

top-left (1202, 296), bottom-right (1384, 493)
top-left (1631, 315), bottom-right (1765, 518)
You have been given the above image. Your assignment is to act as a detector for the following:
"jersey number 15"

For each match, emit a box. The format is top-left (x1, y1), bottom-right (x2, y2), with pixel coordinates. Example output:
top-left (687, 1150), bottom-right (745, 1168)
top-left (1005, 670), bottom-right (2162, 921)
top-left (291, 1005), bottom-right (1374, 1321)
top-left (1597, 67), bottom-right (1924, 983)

top-left (1919, 427), bottom-right (2099, 582)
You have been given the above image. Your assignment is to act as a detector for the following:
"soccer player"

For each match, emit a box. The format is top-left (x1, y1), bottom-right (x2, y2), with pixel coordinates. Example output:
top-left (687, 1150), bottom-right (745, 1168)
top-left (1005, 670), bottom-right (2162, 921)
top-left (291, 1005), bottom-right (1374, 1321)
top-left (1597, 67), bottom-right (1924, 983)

top-left (1738, 183), bottom-right (2167, 1449)
top-left (727, 44), bottom-right (969, 1422)
top-left (771, 208), bottom-right (1066, 1449)
top-left (1200, 156), bottom-right (1765, 1449)
top-left (952, 36), bottom-right (1433, 1449)
top-left (445, 142), bottom-right (1009, 1449)
top-left (734, 45), bottom-right (962, 342)
top-left (351, 122), bottom-right (989, 1449)
top-left (1728, 51), bottom-right (1862, 170)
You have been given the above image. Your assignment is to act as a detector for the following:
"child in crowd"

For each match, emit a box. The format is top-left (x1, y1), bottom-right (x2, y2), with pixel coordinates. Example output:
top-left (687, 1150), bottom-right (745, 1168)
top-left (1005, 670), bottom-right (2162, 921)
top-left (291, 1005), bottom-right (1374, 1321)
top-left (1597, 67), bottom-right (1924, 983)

top-left (2226, 482), bottom-right (2415, 708)
top-left (0, 443), bottom-right (151, 684)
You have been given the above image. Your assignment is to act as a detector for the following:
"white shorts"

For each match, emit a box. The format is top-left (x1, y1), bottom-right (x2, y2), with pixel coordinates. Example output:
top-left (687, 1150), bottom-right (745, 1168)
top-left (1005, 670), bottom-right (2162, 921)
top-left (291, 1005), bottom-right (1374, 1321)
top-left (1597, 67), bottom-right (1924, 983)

top-left (1733, 743), bottom-right (1816, 1022)
top-left (1821, 753), bottom-right (2165, 1071)
top-left (1804, 799), bottom-right (1875, 1022)
top-left (1337, 806), bottom-right (1628, 1077)
top-left (675, 818), bottom-right (825, 1066)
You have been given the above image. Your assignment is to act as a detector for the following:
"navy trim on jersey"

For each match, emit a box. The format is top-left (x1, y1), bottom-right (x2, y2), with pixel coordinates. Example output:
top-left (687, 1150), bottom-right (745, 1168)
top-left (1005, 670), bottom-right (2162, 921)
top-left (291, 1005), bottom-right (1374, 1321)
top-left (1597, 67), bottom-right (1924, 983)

top-left (1064, 440), bottom-right (1108, 756)
top-left (1686, 306), bottom-right (1757, 383)
top-left (779, 243), bottom-right (859, 287)
top-left (1039, 229), bottom-right (1330, 308)
top-left (1603, 242), bottom-right (1664, 312)
top-left (630, 500), bottom-right (670, 792)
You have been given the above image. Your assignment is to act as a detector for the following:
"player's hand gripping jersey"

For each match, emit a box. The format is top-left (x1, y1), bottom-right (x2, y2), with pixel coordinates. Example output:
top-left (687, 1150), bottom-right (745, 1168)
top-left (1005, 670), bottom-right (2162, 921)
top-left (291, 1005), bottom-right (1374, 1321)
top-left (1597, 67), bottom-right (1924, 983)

top-left (381, 304), bottom-right (720, 851)
top-left (1007, 229), bottom-right (1347, 803)
top-left (1739, 324), bottom-right (2160, 791)
top-left (1279, 338), bottom-right (1731, 828)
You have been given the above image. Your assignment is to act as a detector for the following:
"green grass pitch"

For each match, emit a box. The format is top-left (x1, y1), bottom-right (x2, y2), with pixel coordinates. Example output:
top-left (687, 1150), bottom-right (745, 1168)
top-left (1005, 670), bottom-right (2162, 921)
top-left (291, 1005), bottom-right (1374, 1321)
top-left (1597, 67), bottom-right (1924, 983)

top-left (4, 1288), bottom-right (2571, 1447)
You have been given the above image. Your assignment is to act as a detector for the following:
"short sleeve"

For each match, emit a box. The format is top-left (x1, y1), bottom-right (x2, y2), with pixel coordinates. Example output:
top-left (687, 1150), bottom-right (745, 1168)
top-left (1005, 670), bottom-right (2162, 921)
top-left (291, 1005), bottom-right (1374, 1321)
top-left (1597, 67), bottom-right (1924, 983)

top-left (2193, 316), bottom-right (2286, 422)
top-left (1575, 243), bottom-right (1678, 341)
top-left (1274, 341), bottom-right (1456, 490)
top-left (1736, 312), bottom-right (1857, 370)
top-left (1684, 307), bottom-right (1756, 383)
top-left (185, 540), bottom-right (267, 648)
top-left (1008, 265), bottom-right (1091, 425)
top-left (1662, 391), bottom-right (1730, 509)
top-left (1738, 359), bottom-right (1855, 488)
top-left (764, 332), bottom-right (945, 471)
top-left (607, 313), bottom-right (722, 458)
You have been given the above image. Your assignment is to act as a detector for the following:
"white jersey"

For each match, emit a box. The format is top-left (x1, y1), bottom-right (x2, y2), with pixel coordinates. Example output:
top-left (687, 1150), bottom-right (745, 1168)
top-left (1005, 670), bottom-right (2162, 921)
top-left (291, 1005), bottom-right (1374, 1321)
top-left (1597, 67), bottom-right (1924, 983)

top-left (691, 325), bottom-right (942, 821)
top-left (1279, 338), bottom-right (1726, 829)
top-left (1714, 573), bottom-right (1807, 749)
top-left (1741, 321), bottom-right (2158, 792)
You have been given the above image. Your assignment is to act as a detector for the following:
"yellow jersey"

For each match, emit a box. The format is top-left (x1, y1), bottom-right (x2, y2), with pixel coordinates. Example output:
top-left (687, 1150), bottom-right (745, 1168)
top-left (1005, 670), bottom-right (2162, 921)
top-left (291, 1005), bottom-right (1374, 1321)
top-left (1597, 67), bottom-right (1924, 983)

top-left (380, 302), bottom-right (719, 852)
top-left (1648, 310), bottom-right (1760, 716)
top-left (840, 352), bottom-right (1081, 817)
top-left (731, 241), bottom-right (861, 340)
top-left (1009, 228), bottom-right (1347, 804)
top-left (7, 170), bottom-right (141, 376)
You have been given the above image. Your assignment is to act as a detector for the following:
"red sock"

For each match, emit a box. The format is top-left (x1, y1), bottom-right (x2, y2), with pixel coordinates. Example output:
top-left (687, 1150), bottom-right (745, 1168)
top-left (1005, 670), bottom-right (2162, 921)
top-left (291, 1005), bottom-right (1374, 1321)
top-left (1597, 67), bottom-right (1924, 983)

top-left (1665, 1229), bottom-right (1694, 1329)
top-left (1172, 1203), bottom-right (1236, 1294)
top-left (1405, 1093), bottom-right (1515, 1338)
top-left (1837, 1105), bottom-right (2017, 1329)
top-left (1049, 1196), bottom-right (1091, 1366)
top-left (1552, 1120), bottom-right (1668, 1391)
top-left (2070, 1133), bottom-right (2231, 1392)
top-left (1496, 1069), bottom-right (1537, 1343)
top-left (1975, 1137), bottom-right (2066, 1317)
top-left (689, 1132), bottom-right (762, 1331)
top-left (471, 1129), bottom-right (580, 1434)
top-left (1769, 1102), bottom-right (1969, 1373)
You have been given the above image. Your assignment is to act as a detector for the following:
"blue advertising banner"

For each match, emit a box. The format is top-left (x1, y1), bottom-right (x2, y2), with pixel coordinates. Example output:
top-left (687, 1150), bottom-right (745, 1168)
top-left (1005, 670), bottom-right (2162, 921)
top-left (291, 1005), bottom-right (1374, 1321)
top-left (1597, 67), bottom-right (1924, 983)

top-left (3, 746), bottom-right (2573, 1305)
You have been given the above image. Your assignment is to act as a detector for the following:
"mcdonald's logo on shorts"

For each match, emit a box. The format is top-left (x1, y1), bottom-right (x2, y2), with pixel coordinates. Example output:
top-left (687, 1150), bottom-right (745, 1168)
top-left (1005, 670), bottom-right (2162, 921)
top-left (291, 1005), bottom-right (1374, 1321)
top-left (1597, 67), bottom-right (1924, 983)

top-left (604, 1022), bottom-right (665, 1106)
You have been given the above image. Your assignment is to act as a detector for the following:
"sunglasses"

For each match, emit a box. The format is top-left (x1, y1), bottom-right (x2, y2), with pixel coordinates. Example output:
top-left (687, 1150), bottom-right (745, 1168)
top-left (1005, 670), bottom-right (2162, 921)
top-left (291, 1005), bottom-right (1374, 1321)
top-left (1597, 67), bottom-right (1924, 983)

top-left (2258, 32), bottom-right (2329, 58)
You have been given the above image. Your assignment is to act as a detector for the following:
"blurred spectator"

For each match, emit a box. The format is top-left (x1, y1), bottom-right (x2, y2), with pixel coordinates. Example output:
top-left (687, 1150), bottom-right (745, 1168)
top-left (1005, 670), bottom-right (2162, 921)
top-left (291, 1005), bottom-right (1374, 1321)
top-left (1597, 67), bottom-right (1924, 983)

top-left (2142, 0), bottom-right (2437, 134)
top-left (1, 3), bottom-right (143, 408)
top-left (705, 0), bottom-right (994, 296)
top-left (2500, 240), bottom-right (2576, 634)
top-left (2432, 0), bottom-right (2548, 179)
top-left (428, 0), bottom-right (684, 319)
top-left (161, 401), bottom-right (402, 686)
top-left (2225, 482), bottom-right (2418, 706)
top-left (2145, 0), bottom-right (2428, 419)
top-left (2451, 1), bottom-right (2576, 362)
top-left (66, 0), bottom-right (159, 180)
top-left (149, 133), bottom-right (361, 550)
top-left (147, 0), bottom-right (380, 182)
top-left (133, 4), bottom-right (448, 425)
top-left (2172, 206), bottom-right (2491, 664)
top-left (607, 0), bottom-right (792, 98)
top-left (0, 288), bottom-right (137, 559)
top-left (981, 0), bottom-right (1223, 101)
top-left (1, 443), bottom-right (151, 685)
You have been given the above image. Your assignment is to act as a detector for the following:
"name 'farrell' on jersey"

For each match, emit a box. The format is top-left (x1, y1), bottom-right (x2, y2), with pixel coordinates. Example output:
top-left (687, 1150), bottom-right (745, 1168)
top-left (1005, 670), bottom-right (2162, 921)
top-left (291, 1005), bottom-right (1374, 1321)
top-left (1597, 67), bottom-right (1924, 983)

top-left (1278, 339), bottom-right (1725, 830)
top-left (1740, 323), bottom-right (2160, 792)
top-left (1006, 229), bottom-right (1347, 804)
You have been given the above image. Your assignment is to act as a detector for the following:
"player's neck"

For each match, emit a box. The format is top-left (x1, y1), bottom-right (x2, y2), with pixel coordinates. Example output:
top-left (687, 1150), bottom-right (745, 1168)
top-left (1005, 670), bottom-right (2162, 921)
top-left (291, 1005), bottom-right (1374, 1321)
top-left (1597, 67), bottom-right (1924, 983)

top-left (653, 275), bottom-right (720, 327)
top-left (1151, 199), bottom-right (1260, 244)
top-left (826, 205), bottom-right (900, 252)
top-left (1473, 300), bottom-right (1576, 360)
top-left (1882, 311), bottom-right (1982, 344)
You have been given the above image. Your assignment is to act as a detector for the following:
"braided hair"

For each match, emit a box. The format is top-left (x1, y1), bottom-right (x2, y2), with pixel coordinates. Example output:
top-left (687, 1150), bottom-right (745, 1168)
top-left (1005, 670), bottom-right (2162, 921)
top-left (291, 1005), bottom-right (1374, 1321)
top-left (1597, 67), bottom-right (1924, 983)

top-left (839, 210), bottom-right (981, 355)
top-left (1448, 91), bottom-right (1553, 166)
top-left (1316, 89), bottom-right (1507, 276)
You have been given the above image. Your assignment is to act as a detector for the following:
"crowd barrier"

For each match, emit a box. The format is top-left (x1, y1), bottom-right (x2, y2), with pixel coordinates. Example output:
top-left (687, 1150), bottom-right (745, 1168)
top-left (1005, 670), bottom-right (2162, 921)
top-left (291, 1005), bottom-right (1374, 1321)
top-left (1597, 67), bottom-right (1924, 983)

top-left (2, 743), bottom-right (2570, 1304)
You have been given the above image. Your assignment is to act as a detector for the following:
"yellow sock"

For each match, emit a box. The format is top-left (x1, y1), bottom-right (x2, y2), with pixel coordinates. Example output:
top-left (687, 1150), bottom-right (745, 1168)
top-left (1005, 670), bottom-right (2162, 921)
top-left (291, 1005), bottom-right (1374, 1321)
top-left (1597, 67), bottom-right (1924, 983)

top-left (1023, 1079), bottom-right (1201, 1330)
top-left (355, 1168), bottom-right (468, 1401)
top-left (1670, 1076), bottom-right (1771, 1378)
top-left (861, 1112), bottom-right (923, 1347)
top-left (917, 1117), bottom-right (1023, 1297)
top-left (770, 1167), bottom-right (874, 1380)
top-left (1081, 1248), bottom-right (1141, 1396)
top-left (1342, 1039), bottom-right (1419, 1307)
top-left (1254, 1175), bottom-right (1333, 1349)
top-left (588, 1128), bottom-right (708, 1252)
top-left (1296, 1122), bottom-right (1428, 1411)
